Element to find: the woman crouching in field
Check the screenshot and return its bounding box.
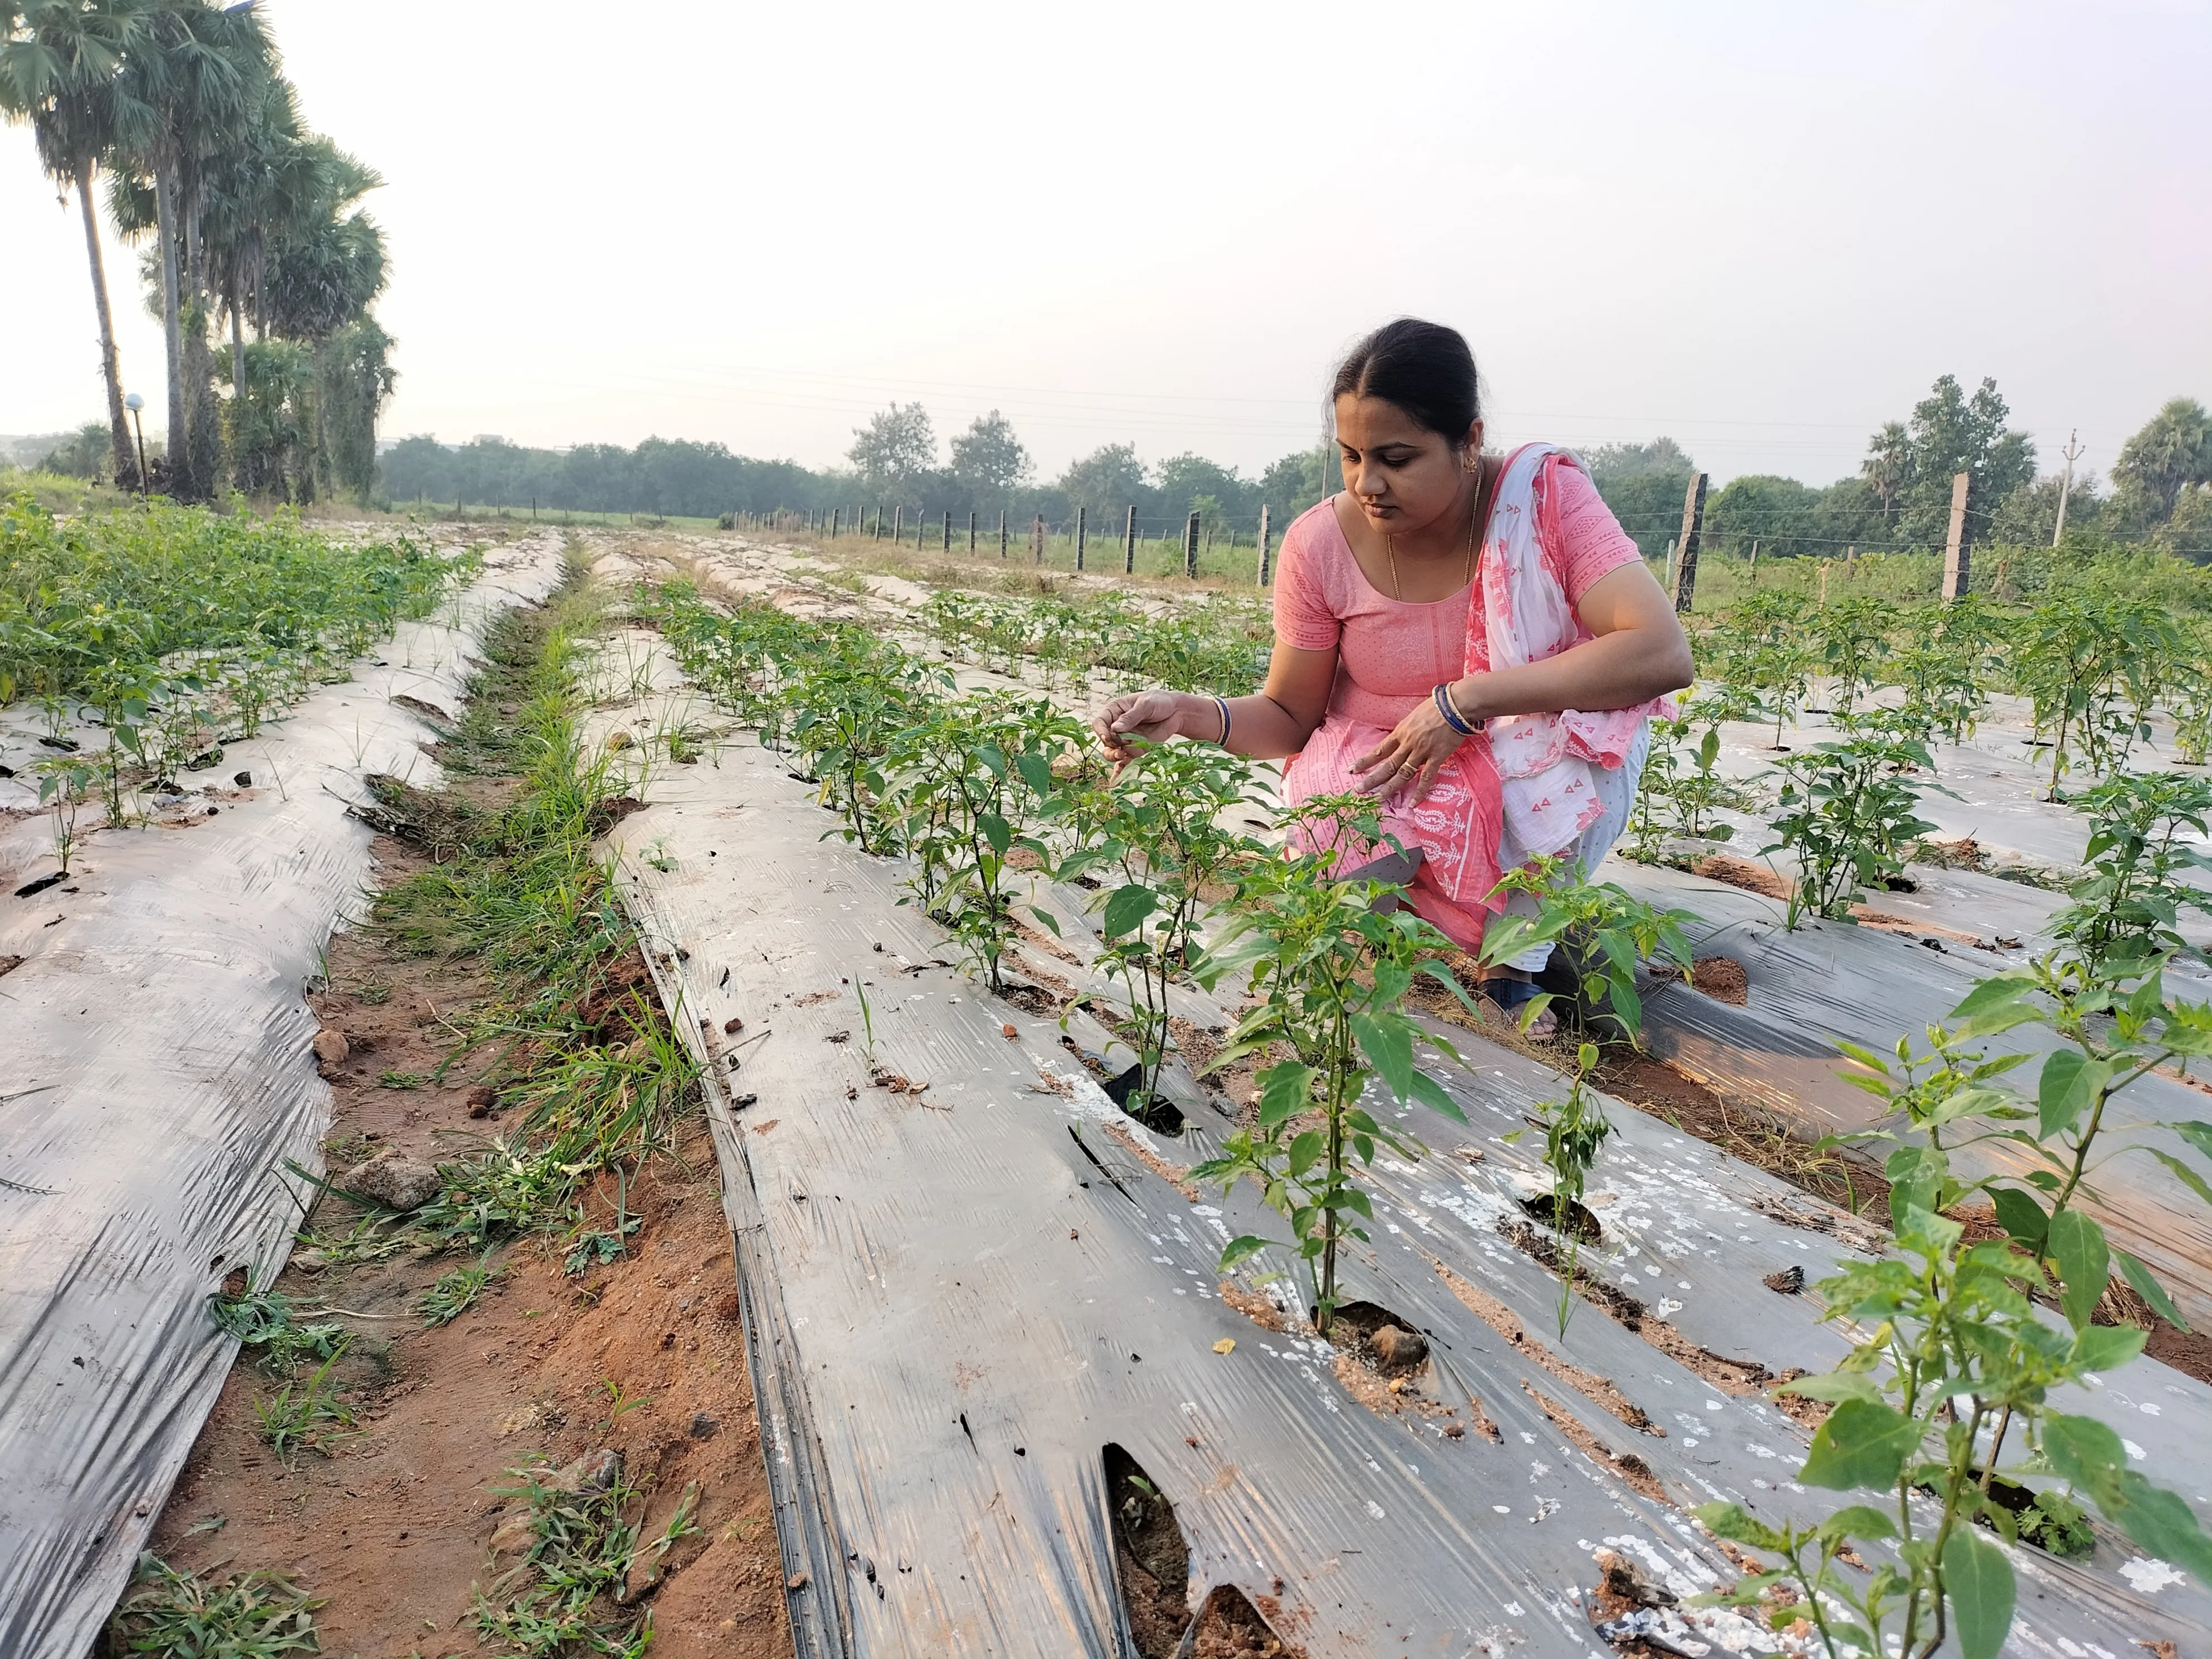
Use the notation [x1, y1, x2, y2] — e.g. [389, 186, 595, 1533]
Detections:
[1092, 317, 1693, 1033]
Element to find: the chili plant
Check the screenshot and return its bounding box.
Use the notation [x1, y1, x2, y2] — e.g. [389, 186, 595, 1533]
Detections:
[1762, 733, 1941, 927]
[2013, 594, 2176, 796]
[787, 639, 948, 853]
[1704, 959, 2212, 1659]
[2049, 771, 2212, 976]
[1815, 595, 1897, 718]
[879, 694, 1084, 992]
[1476, 855, 1696, 1331]
[1190, 797, 1479, 1338]
[1053, 736, 1262, 1122]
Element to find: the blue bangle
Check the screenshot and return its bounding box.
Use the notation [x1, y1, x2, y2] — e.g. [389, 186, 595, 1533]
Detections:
[1434, 683, 1479, 736]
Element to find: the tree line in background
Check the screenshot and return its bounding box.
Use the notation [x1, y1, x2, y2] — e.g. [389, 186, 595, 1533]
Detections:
[376, 378, 2211, 564]
[2, 0, 393, 504]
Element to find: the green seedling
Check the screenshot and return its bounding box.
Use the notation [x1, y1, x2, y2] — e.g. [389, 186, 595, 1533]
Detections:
[1762, 731, 1941, 927]
[419, 1253, 501, 1326]
[107, 1555, 324, 1658]
[254, 1344, 357, 1463]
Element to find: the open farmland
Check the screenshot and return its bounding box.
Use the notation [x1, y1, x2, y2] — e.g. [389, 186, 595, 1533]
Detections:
[17, 488, 2212, 1657]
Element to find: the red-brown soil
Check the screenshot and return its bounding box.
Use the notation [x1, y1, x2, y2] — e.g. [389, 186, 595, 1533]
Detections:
[139, 844, 790, 1658]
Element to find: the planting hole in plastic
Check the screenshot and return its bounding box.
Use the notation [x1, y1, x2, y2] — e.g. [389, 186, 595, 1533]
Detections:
[1104, 1443, 1193, 1659]
[1177, 1582, 1299, 1658]
[1518, 1191, 1602, 1243]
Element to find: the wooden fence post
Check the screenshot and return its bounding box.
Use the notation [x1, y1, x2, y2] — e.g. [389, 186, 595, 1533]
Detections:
[1256, 505, 1273, 585]
[1183, 511, 1201, 578]
[1075, 505, 1087, 571]
[1123, 506, 1136, 573]
[999, 510, 1008, 559]
[1942, 471, 1971, 600]
[968, 511, 976, 552]
[1670, 472, 1708, 615]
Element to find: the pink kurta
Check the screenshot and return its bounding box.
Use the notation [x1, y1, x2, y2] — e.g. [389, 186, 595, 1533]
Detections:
[1272, 457, 1645, 950]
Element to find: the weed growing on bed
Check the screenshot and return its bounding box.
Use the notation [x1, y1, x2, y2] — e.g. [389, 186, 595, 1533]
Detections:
[1055, 739, 1262, 1118]
[253, 1344, 357, 1464]
[471, 1457, 652, 1658]
[208, 1282, 344, 1377]
[1192, 797, 1477, 1338]
[419, 1253, 501, 1326]
[106, 1555, 324, 1658]
[1702, 955, 2212, 1659]
[1763, 733, 1941, 926]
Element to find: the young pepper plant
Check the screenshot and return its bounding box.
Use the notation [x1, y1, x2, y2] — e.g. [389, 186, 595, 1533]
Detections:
[1189, 797, 1479, 1339]
[1052, 737, 1262, 1125]
[1762, 731, 1941, 928]
[1702, 959, 2212, 1659]
[2048, 770, 2212, 977]
[879, 694, 1084, 993]
[1476, 855, 1697, 1331]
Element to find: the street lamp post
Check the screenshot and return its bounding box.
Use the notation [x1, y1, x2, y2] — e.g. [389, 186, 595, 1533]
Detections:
[123, 392, 149, 493]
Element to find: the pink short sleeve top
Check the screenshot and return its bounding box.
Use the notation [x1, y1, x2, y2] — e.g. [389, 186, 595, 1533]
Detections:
[1271, 464, 1643, 732]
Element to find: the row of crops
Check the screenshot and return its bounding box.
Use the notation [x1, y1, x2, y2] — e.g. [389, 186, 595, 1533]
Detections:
[646, 560, 2212, 1659]
[0, 492, 478, 856]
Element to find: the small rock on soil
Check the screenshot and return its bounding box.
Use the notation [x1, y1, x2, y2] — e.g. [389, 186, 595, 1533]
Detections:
[343, 1148, 441, 1211]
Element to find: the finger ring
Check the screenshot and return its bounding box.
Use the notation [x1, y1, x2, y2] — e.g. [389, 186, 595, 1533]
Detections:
[1396, 762, 1417, 777]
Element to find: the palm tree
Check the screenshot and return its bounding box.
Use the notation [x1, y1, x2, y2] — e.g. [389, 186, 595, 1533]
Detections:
[107, 0, 269, 500]
[1, 0, 152, 489]
[1861, 420, 1912, 525]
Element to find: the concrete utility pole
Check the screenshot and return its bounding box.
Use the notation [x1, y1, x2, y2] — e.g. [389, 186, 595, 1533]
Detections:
[1183, 512, 1201, 578]
[1032, 515, 1045, 564]
[968, 511, 976, 552]
[1256, 505, 1273, 585]
[941, 511, 950, 552]
[2053, 429, 2083, 547]
[1942, 470, 1972, 600]
[1123, 505, 1136, 574]
[1670, 473, 1708, 615]
[1075, 506, 1087, 572]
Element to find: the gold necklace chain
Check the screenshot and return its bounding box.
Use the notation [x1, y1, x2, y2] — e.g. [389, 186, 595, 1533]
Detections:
[1385, 467, 1483, 602]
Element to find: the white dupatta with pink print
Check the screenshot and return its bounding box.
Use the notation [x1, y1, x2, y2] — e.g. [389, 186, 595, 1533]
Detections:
[1473, 443, 1667, 870]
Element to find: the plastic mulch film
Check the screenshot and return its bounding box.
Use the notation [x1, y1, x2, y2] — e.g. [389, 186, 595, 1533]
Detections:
[608, 730, 2212, 1658]
[0, 541, 564, 1658]
[1610, 860, 2212, 1333]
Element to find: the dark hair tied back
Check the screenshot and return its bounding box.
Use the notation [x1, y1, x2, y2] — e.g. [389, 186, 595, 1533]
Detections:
[1331, 318, 1481, 446]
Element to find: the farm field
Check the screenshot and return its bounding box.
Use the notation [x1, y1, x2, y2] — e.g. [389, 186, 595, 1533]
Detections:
[10, 498, 2212, 1659]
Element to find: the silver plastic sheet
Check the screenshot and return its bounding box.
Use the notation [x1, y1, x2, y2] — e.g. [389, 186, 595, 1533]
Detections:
[0, 538, 565, 1656]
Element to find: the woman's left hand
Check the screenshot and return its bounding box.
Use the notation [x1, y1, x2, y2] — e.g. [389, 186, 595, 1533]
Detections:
[1351, 694, 1471, 806]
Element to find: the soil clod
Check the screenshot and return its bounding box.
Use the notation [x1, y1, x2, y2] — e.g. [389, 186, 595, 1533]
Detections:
[342, 1148, 440, 1211]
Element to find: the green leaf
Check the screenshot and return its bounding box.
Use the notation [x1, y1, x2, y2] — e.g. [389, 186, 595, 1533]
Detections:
[1948, 974, 2043, 1037]
[1817, 1504, 1896, 1543]
[1942, 1528, 2015, 1659]
[1407, 1069, 1469, 1124]
[1013, 750, 1055, 798]
[1024, 905, 1062, 937]
[1691, 1501, 1786, 1552]
[976, 812, 1011, 855]
[1100, 883, 1158, 939]
[1775, 1370, 1883, 1405]
[2174, 1121, 2212, 1162]
[2150, 1148, 2212, 1211]
[2045, 1414, 2212, 1582]
[1286, 1131, 1325, 1178]
[1987, 1186, 2048, 1251]
[1217, 1235, 1273, 1270]
[2037, 1048, 2107, 1139]
[2069, 1324, 2148, 1374]
[2048, 1209, 2110, 1331]
[2116, 1250, 2190, 1333]
[1350, 1013, 1415, 1104]
[1255, 1063, 1316, 1128]
[1799, 1397, 1924, 1491]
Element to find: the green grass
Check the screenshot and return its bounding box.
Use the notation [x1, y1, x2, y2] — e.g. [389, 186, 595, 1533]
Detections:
[107, 1556, 324, 1657]
[418, 1253, 500, 1326]
[252, 1346, 357, 1463]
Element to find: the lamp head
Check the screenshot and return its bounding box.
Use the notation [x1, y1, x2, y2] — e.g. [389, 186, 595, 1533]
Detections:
[125, 393, 143, 412]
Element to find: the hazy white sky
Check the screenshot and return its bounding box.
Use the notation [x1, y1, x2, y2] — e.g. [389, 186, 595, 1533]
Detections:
[6, 0, 2208, 487]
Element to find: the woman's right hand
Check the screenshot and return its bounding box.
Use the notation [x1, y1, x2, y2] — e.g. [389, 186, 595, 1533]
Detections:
[1092, 690, 1193, 767]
